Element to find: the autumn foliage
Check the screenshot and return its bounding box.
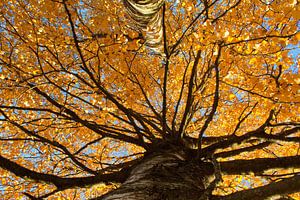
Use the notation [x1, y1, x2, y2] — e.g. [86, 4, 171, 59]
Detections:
[0, 0, 299, 199]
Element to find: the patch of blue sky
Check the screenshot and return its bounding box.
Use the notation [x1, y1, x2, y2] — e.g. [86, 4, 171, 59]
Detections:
[110, 146, 129, 159]
[234, 89, 248, 102]
[286, 44, 299, 74]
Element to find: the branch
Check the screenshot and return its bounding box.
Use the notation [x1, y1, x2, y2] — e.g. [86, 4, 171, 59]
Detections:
[223, 33, 297, 47]
[183, 135, 232, 146]
[127, 66, 162, 134]
[1, 112, 97, 175]
[202, 110, 275, 155]
[221, 80, 300, 104]
[62, 1, 154, 145]
[0, 154, 129, 190]
[215, 142, 271, 158]
[214, 175, 300, 200]
[211, 0, 242, 23]
[178, 50, 201, 138]
[198, 45, 222, 153]
[170, 0, 218, 53]
[172, 57, 190, 133]
[220, 155, 300, 175]
[231, 102, 258, 135]
[162, 3, 169, 136]
[26, 83, 144, 147]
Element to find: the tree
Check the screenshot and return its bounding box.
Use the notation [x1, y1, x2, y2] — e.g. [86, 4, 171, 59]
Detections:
[0, 0, 299, 199]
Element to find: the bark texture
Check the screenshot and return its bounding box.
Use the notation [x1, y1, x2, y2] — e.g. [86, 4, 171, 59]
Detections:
[96, 150, 215, 200]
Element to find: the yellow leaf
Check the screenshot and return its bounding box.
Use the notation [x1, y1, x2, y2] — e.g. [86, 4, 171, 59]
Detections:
[291, 9, 300, 19]
[227, 36, 234, 42]
[296, 32, 300, 41]
[249, 58, 256, 64]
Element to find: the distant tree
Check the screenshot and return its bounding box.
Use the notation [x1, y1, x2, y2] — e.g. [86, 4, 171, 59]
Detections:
[0, 0, 299, 199]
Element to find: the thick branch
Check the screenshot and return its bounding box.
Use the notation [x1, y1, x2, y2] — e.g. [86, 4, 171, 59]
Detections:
[0, 154, 129, 189]
[220, 155, 300, 175]
[215, 175, 300, 200]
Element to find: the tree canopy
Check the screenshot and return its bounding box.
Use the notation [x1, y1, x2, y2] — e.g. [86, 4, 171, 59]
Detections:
[0, 0, 299, 199]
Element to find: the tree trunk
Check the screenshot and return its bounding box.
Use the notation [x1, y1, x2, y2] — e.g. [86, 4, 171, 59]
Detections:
[96, 149, 215, 200]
